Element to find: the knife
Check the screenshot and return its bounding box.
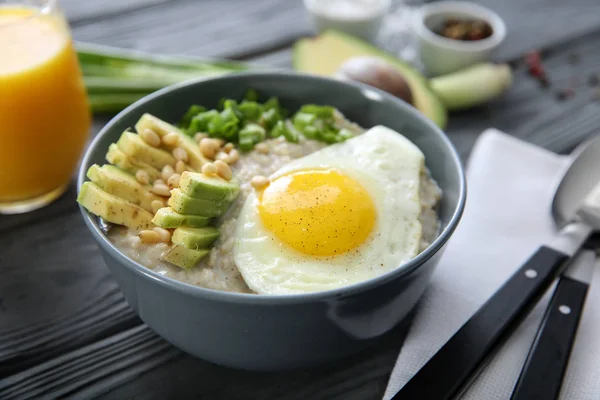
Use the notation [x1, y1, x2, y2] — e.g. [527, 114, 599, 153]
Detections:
[510, 249, 595, 400]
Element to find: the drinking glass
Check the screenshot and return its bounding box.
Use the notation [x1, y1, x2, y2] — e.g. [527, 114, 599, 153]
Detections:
[0, 0, 90, 213]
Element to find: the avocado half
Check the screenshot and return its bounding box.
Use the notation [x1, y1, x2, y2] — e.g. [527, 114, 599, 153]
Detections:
[293, 30, 447, 129]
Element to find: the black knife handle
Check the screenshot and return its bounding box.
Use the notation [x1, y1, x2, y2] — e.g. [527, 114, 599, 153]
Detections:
[510, 276, 589, 400]
[392, 246, 569, 400]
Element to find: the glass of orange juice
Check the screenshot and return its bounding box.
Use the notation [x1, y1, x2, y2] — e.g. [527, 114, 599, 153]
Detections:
[0, 0, 90, 214]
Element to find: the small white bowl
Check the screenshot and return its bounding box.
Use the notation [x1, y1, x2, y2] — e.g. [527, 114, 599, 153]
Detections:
[412, 1, 506, 76]
[304, 0, 392, 42]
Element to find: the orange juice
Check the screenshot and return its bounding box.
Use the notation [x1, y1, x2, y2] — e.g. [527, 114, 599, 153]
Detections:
[0, 5, 90, 210]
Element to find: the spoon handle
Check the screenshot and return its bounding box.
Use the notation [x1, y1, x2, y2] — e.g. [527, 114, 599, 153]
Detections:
[392, 246, 568, 400]
[510, 250, 594, 400]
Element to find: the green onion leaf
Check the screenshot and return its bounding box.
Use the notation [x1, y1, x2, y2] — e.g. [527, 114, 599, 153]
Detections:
[238, 101, 262, 121]
[292, 112, 317, 132]
[244, 89, 259, 102]
[179, 105, 206, 129]
[239, 123, 266, 151]
[187, 110, 219, 135]
[299, 104, 335, 119]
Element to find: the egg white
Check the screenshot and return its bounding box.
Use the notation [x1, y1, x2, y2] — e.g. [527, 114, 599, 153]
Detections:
[234, 125, 425, 294]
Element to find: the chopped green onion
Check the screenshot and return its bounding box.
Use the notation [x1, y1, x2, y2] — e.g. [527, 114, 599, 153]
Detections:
[293, 112, 317, 132]
[302, 126, 319, 139]
[239, 123, 266, 151]
[179, 105, 206, 129]
[299, 104, 335, 119]
[188, 110, 219, 135]
[337, 128, 354, 141]
[244, 89, 259, 102]
[260, 108, 281, 130]
[238, 101, 262, 121]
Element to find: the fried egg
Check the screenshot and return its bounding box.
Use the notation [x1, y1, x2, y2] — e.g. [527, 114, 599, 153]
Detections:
[234, 125, 425, 294]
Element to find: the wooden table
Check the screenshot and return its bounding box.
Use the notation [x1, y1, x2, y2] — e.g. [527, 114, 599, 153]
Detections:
[2, 1, 600, 398]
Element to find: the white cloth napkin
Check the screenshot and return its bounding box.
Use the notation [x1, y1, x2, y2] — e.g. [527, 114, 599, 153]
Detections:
[384, 129, 600, 400]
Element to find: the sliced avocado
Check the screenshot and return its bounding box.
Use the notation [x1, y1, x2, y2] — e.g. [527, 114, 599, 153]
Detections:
[152, 207, 212, 229]
[106, 144, 162, 182]
[135, 114, 207, 171]
[87, 164, 164, 213]
[117, 131, 176, 170]
[179, 171, 240, 202]
[171, 226, 219, 250]
[293, 30, 447, 128]
[162, 245, 210, 269]
[77, 182, 154, 231]
[168, 189, 230, 217]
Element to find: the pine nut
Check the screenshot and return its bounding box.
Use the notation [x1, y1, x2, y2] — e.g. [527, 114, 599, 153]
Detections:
[250, 175, 270, 190]
[168, 173, 181, 188]
[199, 138, 220, 159]
[215, 151, 229, 162]
[173, 147, 188, 162]
[226, 149, 239, 164]
[151, 183, 171, 197]
[162, 132, 180, 147]
[139, 229, 162, 244]
[223, 142, 234, 153]
[154, 179, 166, 186]
[194, 133, 208, 143]
[135, 170, 150, 185]
[151, 200, 164, 214]
[161, 165, 174, 182]
[214, 160, 232, 181]
[175, 160, 186, 174]
[201, 162, 217, 175]
[254, 142, 269, 154]
[141, 128, 161, 147]
[152, 227, 171, 242]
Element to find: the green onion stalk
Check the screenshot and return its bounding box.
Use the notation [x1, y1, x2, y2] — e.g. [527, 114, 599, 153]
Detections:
[77, 42, 250, 114]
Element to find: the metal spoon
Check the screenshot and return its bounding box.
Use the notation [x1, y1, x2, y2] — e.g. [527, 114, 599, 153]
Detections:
[392, 135, 600, 400]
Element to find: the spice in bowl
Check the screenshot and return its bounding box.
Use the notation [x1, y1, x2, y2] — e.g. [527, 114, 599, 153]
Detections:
[435, 18, 493, 41]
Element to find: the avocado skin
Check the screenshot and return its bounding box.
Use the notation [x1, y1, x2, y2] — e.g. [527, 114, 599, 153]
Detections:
[162, 245, 210, 269]
[179, 171, 240, 202]
[171, 226, 219, 250]
[168, 189, 230, 217]
[152, 207, 212, 229]
[77, 182, 154, 231]
[293, 30, 447, 129]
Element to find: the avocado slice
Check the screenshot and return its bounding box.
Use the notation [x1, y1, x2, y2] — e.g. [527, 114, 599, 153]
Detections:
[168, 189, 230, 217]
[171, 226, 219, 250]
[152, 207, 212, 229]
[179, 171, 240, 202]
[162, 245, 210, 269]
[87, 164, 164, 213]
[117, 131, 176, 170]
[293, 30, 447, 128]
[106, 144, 162, 182]
[135, 114, 207, 171]
[77, 182, 154, 231]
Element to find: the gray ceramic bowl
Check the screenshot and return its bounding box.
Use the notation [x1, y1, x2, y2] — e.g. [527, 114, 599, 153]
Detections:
[78, 72, 466, 371]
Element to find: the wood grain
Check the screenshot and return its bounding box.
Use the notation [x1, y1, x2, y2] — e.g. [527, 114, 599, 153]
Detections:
[70, 0, 312, 59]
[2, 0, 600, 399]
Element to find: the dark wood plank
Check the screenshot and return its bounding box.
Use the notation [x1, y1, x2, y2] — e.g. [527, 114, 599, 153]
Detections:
[70, 0, 312, 59]
[0, 184, 140, 378]
[2, 0, 600, 399]
[61, 0, 169, 24]
[0, 320, 411, 400]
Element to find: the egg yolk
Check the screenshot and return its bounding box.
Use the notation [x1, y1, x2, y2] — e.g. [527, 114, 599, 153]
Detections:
[258, 169, 376, 256]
